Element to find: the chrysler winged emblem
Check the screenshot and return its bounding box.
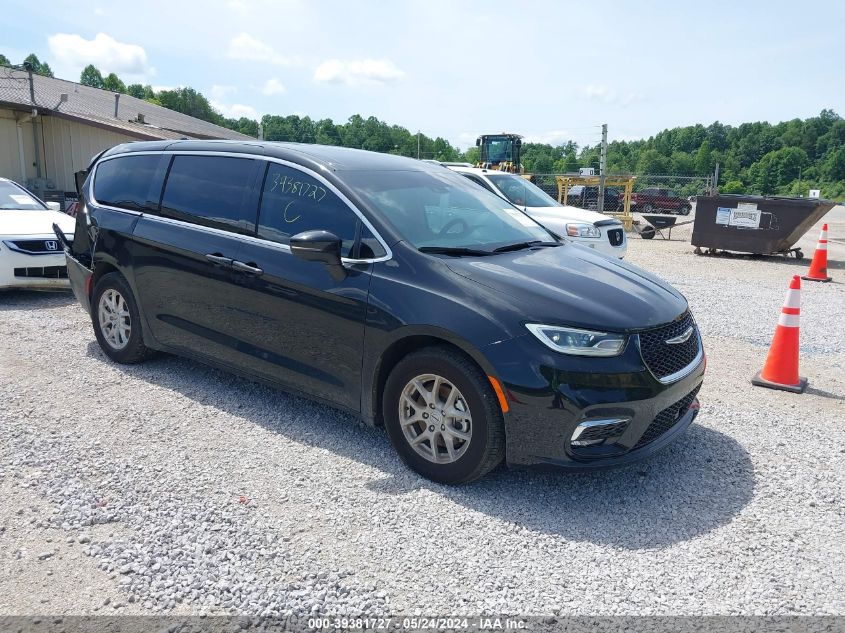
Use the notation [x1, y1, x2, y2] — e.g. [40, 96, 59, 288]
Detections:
[665, 326, 694, 345]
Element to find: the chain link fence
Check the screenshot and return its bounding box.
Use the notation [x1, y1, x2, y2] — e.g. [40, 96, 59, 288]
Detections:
[532, 173, 713, 216]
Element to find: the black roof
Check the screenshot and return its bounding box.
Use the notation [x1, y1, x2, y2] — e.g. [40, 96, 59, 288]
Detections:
[102, 140, 434, 173]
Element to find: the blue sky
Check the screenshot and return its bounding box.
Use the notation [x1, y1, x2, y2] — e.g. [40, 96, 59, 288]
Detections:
[4, 0, 842, 149]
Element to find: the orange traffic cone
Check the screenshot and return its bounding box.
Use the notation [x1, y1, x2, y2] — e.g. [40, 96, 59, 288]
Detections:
[802, 223, 832, 282]
[752, 275, 807, 393]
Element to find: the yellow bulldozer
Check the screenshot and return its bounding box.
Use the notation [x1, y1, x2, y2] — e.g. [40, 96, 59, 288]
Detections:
[475, 133, 525, 174]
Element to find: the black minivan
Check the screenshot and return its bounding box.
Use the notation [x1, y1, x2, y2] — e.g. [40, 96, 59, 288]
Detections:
[62, 141, 704, 484]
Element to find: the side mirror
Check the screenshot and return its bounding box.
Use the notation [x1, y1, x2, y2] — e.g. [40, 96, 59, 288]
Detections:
[290, 230, 347, 281]
[46, 201, 62, 212]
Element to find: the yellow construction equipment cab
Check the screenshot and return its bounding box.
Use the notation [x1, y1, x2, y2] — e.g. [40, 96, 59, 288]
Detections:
[476, 133, 524, 173]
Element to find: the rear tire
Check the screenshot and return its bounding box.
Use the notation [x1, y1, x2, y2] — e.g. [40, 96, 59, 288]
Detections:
[642, 203, 654, 213]
[92, 272, 150, 364]
[382, 346, 505, 484]
[679, 205, 691, 216]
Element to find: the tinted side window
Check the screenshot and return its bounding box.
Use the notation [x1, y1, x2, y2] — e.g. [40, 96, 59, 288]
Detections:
[357, 225, 386, 259]
[258, 163, 359, 257]
[160, 155, 258, 233]
[93, 155, 161, 211]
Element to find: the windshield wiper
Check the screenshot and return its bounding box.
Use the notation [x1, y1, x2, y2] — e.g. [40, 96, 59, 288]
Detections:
[418, 246, 492, 256]
[491, 240, 561, 253]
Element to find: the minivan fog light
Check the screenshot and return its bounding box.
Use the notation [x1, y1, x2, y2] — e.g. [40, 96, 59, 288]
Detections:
[526, 324, 626, 357]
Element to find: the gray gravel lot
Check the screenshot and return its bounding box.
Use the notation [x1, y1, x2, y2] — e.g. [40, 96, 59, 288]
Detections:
[1, 208, 843, 617]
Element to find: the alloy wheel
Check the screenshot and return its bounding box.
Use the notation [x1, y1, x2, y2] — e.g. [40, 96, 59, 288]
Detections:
[98, 288, 131, 350]
[399, 374, 472, 464]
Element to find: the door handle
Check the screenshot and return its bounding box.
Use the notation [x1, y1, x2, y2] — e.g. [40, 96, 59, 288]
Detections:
[205, 253, 233, 266]
[232, 260, 264, 276]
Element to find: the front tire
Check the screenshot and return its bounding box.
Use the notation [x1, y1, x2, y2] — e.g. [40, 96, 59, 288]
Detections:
[383, 346, 505, 484]
[92, 272, 150, 364]
[679, 204, 691, 216]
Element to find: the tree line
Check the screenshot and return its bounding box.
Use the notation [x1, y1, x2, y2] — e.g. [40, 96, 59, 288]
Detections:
[2, 53, 843, 199]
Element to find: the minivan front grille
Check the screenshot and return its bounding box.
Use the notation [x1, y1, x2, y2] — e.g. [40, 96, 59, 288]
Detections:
[634, 385, 700, 449]
[14, 266, 68, 279]
[639, 312, 701, 381]
[607, 228, 624, 246]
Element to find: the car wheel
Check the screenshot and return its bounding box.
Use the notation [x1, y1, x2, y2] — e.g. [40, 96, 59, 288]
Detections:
[382, 346, 505, 484]
[679, 205, 691, 216]
[92, 272, 150, 364]
[642, 203, 654, 213]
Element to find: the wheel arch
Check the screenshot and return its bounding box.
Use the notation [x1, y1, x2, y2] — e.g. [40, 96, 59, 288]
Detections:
[364, 327, 500, 427]
[90, 261, 120, 297]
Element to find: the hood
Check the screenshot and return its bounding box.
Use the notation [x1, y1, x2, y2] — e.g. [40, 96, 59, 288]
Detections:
[521, 204, 617, 225]
[0, 210, 75, 237]
[446, 243, 687, 332]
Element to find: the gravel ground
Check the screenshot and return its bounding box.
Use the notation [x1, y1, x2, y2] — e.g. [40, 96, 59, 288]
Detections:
[1, 208, 843, 618]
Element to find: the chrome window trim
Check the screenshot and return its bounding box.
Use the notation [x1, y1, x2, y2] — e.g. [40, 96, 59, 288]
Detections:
[89, 150, 393, 263]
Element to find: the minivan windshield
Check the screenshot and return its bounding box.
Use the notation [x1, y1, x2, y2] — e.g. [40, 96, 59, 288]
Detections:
[0, 181, 47, 210]
[486, 174, 559, 208]
[344, 169, 555, 252]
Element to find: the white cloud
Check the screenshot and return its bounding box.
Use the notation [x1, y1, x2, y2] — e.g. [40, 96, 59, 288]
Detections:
[48, 32, 151, 79]
[524, 130, 574, 145]
[227, 33, 300, 66]
[261, 78, 286, 95]
[93, 7, 106, 15]
[313, 59, 405, 87]
[210, 84, 237, 100]
[582, 84, 643, 106]
[211, 99, 260, 120]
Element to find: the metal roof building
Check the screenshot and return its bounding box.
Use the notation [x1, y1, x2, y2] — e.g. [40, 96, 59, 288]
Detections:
[0, 66, 252, 201]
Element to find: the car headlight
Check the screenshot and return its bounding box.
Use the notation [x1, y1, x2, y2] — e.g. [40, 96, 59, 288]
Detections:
[526, 324, 626, 356]
[565, 223, 601, 238]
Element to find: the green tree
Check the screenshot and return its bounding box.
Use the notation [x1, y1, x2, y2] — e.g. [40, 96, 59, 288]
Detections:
[80, 64, 105, 88]
[157, 87, 217, 122]
[822, 146, 845, 181]
[0, 54, 10, 67]
[102, 73, 126, 93]
[721, 180, 744, 194]
[464, 147, 480, 164]
[23, 53, 54, 77]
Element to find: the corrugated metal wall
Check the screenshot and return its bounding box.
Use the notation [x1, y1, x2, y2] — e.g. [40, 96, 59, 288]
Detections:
[40, 116, 133, 191]
[0, 107, 135, 192]
[0, 109, 35, 183]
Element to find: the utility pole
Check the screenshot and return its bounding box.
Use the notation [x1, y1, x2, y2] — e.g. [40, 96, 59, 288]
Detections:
[713, 162, 720, 195]
[417, 132, 420, 160]
[23, 61, 42, 180]
[597, 123, 607, 213]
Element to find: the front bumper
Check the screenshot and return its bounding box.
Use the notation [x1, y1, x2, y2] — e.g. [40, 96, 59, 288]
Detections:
[0, 241, 70, 290]
[484, 331, 705, 469]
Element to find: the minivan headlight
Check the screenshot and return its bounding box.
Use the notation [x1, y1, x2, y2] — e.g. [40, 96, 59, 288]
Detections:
[566, 223, 600, 238]
[526, 324, 626, 356]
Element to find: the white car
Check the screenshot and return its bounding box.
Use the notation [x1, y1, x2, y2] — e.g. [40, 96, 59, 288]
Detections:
[0, 178, 75, 290]
[446, 166, 627, 258]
